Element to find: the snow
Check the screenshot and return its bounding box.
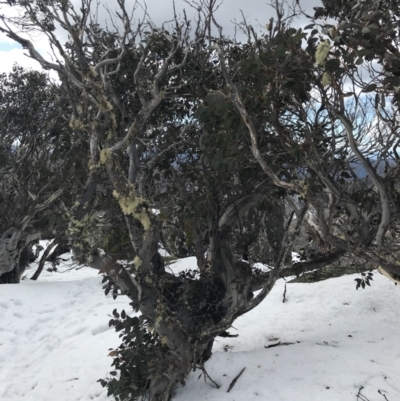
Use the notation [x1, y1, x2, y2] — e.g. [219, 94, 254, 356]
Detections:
[1, 246, 400, 401]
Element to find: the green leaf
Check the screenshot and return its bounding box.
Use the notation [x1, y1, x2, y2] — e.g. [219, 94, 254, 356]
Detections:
[357, 48, 374, 57]
[274, 44, 286, 58]
[338, 22, 354, 31]
[325, 58, 340, 73]
[363, 84, 377, 93]
[384, 76, 400, 86]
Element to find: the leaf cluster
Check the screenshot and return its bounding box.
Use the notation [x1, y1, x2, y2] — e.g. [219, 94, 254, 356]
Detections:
[98, 311, 159, 401]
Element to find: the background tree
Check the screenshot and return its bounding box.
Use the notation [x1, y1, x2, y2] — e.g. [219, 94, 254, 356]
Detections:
[0, 65, 83, 283]
[212, 0, 400, 283]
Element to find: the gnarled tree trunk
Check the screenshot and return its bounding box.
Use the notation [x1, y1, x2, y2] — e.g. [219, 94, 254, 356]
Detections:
[0, 228, 39, 284]
[0, 227, 21, 283]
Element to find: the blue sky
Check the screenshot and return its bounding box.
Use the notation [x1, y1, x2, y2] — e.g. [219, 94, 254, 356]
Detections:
[0, 41, 22, 52]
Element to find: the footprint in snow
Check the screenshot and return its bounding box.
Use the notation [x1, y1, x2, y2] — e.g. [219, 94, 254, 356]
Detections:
[37, 316, 52, 324]
[70, 327, 87, 337]
[61, 300, 77, 308]
[37, 308, 56, 314]
[91, 325, 110, 336]
[13, 312, 24, 318]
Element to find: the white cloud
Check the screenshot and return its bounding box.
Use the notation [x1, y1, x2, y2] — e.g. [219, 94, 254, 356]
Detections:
[0, 48, 41, 73]
[0, 3, 63, 75]
[0, 48, 59, 81]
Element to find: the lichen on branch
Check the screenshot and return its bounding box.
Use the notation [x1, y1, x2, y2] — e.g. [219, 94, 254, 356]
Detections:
[315, 40, 330, 66]
[112, 185, 151, 231]
[99, 148, 112, 164]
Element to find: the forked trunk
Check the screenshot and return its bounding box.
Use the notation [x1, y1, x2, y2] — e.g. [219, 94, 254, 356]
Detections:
[141, 238, 253, 401]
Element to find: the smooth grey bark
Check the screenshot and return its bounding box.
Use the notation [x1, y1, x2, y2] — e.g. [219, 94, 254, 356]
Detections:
[0, 186, 63, 283]
[0, 229, 40, 284]
[0, 227, 20, 277]
[30, 239, 59, 281]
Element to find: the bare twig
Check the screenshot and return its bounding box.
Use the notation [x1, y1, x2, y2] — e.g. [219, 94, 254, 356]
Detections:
[227, 367, 246, 393]
[282, 282, 287, 303]
[264, 341, 296, 348]
[196, 362, 220, 389]
[378, 389, 390, 401]
[356, 387, 371, 401]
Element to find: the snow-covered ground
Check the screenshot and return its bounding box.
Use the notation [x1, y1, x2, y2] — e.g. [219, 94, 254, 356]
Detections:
[1, 245, 400, 401]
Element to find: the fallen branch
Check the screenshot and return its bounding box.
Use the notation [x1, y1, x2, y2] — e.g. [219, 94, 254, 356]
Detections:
[227, 367, 246, 393]
[264, 341, 297, 349]
[282, 282, 287, 303]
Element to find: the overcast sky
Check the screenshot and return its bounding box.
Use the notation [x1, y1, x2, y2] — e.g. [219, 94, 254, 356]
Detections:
[143, 0, 321, 32]
[0, 0, 322, 74]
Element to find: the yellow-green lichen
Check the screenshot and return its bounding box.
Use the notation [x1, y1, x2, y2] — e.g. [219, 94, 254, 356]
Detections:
[322, 72, 331, 87]
[154, 315, 162, 329]
[299, 179, 309, 197]
[88, 66, 99, 78]
[99, 148, 112, 164]
[89, 161, 101, 171]
[98, 95, 114, 113]
[315, 40, 330, 66]
[69, 116, 86, 131]
[107, 129, 115, 140]
[112, 187, 151, 231]
[133, 255, 142, 268]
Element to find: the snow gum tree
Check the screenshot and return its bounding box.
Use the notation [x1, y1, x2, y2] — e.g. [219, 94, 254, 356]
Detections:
[2, 0, 400, 400]
[0, 66, 82, 283]
[209, 0, 400, 284]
